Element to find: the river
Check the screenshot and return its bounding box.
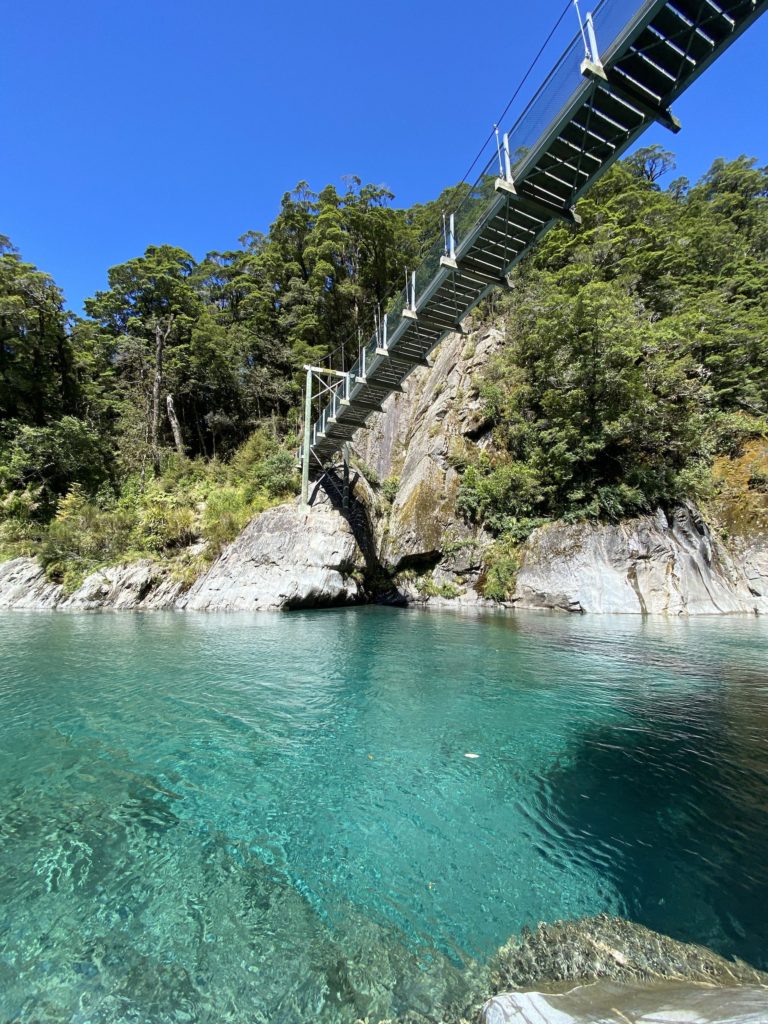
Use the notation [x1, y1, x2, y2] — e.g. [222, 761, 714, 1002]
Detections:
[1, 607, 767, 1022]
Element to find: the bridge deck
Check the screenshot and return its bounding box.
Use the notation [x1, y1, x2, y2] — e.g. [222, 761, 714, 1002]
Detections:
[305, 0, 766, 468]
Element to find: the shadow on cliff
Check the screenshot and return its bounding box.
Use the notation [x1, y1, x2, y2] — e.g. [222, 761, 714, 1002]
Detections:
[308, 469, 407, 605]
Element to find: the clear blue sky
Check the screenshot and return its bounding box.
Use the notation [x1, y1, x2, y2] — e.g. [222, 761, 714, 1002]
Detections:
[2, 0, 767, 314]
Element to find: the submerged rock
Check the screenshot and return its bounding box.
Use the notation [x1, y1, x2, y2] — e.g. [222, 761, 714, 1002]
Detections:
[178, 497, 366, 612]
[490, 915, 768, 991]
[477, 915, 768, 1024]
[481, 982, 768, 1024]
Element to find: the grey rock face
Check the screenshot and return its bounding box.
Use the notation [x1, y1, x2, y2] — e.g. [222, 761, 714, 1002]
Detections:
[0, 558, 63, 609]
[513, 504, 768, 615]
[0, 557, 184, 611]
[178, 499, 365, 612]
[61, 560, 186, 611]
[353, 326, 498, 597]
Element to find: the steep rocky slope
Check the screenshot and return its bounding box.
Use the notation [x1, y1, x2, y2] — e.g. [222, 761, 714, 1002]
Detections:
[348, 321, 768, 614]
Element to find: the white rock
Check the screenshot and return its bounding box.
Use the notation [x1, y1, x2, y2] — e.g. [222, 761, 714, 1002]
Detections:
[178, 499, 365, 612]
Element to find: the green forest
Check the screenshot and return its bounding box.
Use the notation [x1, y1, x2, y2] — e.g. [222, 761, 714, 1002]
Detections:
[1, 148, 766, 593]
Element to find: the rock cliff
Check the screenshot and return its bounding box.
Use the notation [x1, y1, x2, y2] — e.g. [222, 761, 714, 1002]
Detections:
[350, 323, 768, 615]
[352, 325, 499, 604]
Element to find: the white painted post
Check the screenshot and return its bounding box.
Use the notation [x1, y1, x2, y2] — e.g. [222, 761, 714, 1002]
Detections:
[301, 367, 312, 507]
[586, 12, 599, 64]
[503, 132, 513, 183]
[383, 313, 388, 350]
[449, 213, 456, 260]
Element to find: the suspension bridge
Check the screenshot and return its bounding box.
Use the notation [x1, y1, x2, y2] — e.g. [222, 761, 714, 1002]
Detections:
[299, 0, 767, 506]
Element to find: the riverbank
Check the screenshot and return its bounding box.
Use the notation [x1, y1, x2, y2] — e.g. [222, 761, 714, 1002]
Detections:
[2, 487, 767, 615]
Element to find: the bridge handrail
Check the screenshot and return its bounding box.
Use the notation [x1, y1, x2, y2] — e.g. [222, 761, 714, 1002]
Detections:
[322, 0, 660, 412]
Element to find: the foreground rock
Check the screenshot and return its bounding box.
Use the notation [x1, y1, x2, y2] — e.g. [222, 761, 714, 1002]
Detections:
[481, 982, 768, 1023]
[478, 915, 768, 1024]
[178, 498, 365, 611]
[490, 915, 768, 991]
[512, 504, 768, 615]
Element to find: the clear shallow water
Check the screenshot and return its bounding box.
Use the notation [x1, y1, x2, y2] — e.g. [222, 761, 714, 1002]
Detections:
[1, 608, 768, 1023]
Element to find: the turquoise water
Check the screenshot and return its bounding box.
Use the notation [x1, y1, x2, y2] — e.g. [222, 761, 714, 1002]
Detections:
[1, 608, 768, 1022]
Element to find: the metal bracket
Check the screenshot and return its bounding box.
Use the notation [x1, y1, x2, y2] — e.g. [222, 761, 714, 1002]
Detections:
[495, 178, 582, 225]
[584, 64, 681, 133]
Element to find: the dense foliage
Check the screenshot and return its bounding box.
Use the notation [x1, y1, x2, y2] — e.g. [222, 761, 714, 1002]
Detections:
[0, 180, 450, 586]
[1, 151, 766, 595]
[458, 149, 768, 569]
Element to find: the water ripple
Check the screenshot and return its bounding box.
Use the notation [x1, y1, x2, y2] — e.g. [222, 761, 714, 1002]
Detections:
[1, 608, 767, 1022]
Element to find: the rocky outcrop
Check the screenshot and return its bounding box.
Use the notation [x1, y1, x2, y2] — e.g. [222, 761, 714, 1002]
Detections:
[0, 557, 184, 611]
[480, 915, 768, 1024]
[0, 496, 367, 613]
[1, 321, 766, 617]
[512, 504, 768, 615]
[178, 496, 365, 612]
[353, 325, 499, 601]
[0, 558, 64, 610]
[349, 322, 768, 616]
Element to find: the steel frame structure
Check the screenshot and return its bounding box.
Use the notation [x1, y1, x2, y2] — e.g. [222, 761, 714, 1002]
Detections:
[300, 0, 767, 503]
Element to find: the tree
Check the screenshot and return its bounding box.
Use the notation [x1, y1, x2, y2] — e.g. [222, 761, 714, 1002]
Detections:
[85, 245, 201, 471]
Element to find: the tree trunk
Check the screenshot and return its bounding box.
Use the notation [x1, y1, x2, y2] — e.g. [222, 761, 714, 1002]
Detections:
[150, 317, 173, 472]
[166, 393, 186, 455]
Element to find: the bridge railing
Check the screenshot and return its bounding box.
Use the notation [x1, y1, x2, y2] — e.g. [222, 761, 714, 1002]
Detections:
[315, 0, 661, 442]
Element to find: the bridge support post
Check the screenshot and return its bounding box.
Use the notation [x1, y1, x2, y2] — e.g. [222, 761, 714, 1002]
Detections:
[301, 366, 312, 508]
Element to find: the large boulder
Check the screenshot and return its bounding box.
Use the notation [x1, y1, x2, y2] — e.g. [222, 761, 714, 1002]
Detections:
[178, 499, 365, 612]
[513, 505, 768, 615]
